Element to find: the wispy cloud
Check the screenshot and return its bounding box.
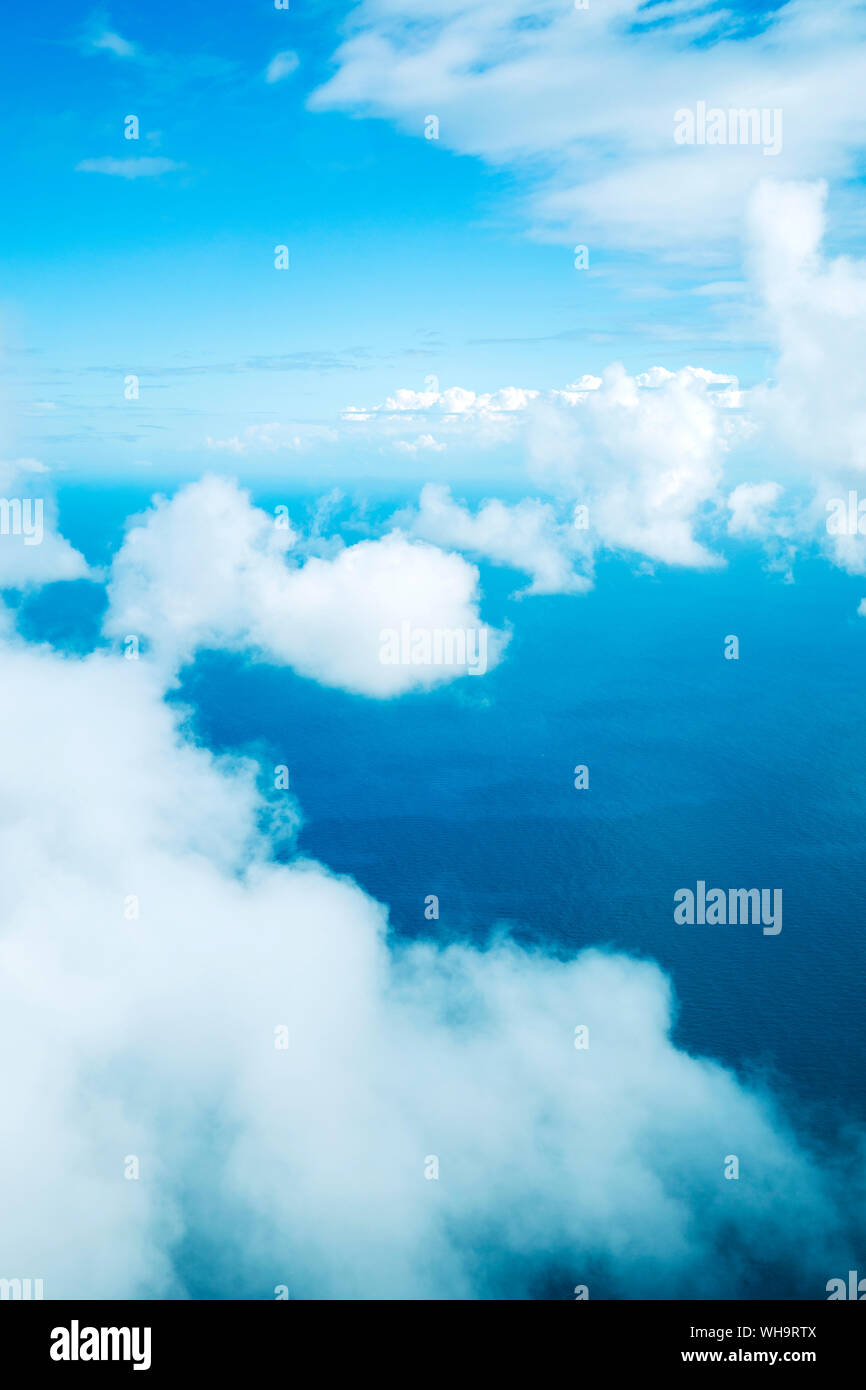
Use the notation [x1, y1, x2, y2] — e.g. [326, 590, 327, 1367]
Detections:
[89, 28, 136, 58]
[81, 11, 139, 60]
[265, 50, 300, 84]
[75, 157, 186, 179]
[310, 0, 866, 262]
[205, 422, 338, 454]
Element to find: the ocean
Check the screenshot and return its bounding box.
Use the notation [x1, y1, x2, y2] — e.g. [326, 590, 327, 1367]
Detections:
[23, 482, 866, 1137]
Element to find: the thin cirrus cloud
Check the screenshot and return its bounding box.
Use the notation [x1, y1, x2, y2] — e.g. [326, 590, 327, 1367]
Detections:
[205, 422, 338, 454]
[265, 50, 300, 84]
[309, 0, 866, 260]
[75, 156, 186, 179]
[86, 27, 137, 59]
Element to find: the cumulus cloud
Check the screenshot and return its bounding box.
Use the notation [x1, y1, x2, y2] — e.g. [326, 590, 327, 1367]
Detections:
[359, 182, 866, 585]
[405, 483, 592, 595]
[636, 366, 743, 409]
[528, 364, 737, 570]
[725, 480, 798, 579]
[749, 180, 866, 485]
[0, 459, 90, 588]
[342, 368, 741, 472]
[342, 382, 540, 452]
[739, 179, 866, 575]
[104, 476, 507, 694]
[0, 612, 863, 1298]
[384, 386, 538, 415]
[341, 363, 757, 577]
[726, 482, 786, 536]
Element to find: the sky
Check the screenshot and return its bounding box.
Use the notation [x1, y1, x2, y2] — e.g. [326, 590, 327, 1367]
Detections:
[2, 1, 866, 1303]
[4, 0, 865, 485]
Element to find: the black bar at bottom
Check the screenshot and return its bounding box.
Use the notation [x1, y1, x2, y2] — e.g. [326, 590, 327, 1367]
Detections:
[1, 1299, 860, 1376]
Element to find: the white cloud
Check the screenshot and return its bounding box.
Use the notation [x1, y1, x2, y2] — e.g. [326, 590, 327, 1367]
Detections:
[725, 480, 797, 578]
[749, 179, 866, 475]
[310, 0, 866, 257]
[341, 363, 749, 574]
[405, 483, 592, 595]
[344, 383, 539, 451]
[0, 610, 862, 1297]
[75, 157, 186, 179]
[104, 476, 507, 694]
[393, 434, 447, 454]
[636, 366, 743, 408]
[727, 481, 785, 536]
[206, 423, 338, 455]
[266, 50, 300, 84]
[0, 460, 90, 588]
[344, 368, 740, 467]
[528, 363, 735, 570]
[384, 386, 538, 415]
[552, 375, 602, 406]
[88, 29, 137, 59]
[739, 179, 866, 575]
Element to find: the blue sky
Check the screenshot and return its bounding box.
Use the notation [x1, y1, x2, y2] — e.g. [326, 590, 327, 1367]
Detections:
[3, 1, 866, 574]
[1, 0, 832, 480]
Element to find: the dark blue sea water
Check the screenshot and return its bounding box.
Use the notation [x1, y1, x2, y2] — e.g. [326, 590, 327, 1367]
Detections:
[21, 483, 866, 1135]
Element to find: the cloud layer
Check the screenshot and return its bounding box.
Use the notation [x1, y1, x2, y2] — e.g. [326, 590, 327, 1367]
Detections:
[104, 476, 507, 694]
[0, 608, 862, 1298]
